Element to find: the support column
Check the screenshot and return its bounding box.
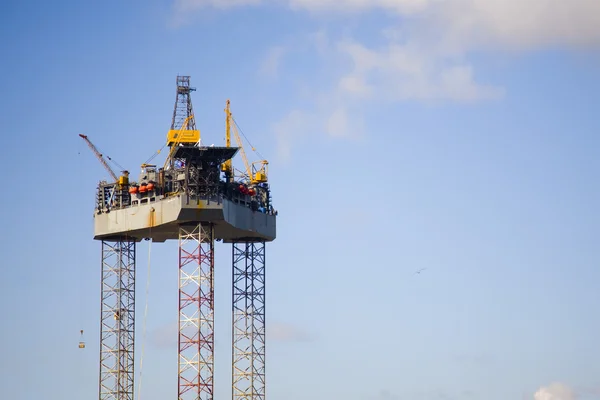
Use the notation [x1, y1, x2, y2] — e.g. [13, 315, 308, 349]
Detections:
[99, 239, 136, 400]
[232, 242, 266, 400]
[178, 224, 215, 400]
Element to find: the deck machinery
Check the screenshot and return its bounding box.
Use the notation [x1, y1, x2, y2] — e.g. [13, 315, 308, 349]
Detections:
[85, 76, 277, 400]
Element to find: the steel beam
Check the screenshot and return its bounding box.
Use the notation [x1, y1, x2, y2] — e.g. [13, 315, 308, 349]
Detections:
[178, 223, 215, 400]
[99, 239, 136, 400]
[232, 242, 266, 400]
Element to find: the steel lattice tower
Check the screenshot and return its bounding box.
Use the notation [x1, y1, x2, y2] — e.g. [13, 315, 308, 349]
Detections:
[172, 75, 197, 131]
[99, 239, 136, 400]
[178, 224, 215, 400]
[232, 242, 266, 400]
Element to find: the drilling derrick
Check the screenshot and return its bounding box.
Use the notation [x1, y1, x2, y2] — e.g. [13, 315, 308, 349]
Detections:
[172, 75, 197, 131]
[84, 75, 277, 400]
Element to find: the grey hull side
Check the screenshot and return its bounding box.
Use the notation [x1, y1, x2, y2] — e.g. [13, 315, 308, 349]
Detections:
[93, 195, 277, 243]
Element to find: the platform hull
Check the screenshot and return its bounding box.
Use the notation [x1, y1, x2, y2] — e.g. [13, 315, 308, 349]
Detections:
[93, 194, 276, 243]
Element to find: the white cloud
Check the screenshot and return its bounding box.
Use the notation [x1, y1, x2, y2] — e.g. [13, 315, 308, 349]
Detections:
[174, 0, 262, 11]
[270, 77, 366, 160]
[434, 0, 600, 51]
[185, 0, 600, 50]
[174, 0, 600, 50]
[272, 108, 312, 163]
[289, 0, 430, 14]
[259, 46, 287, 79]
[534, 383, 576, 400]
[269, 321, 313, 342]
[176, 0, 600, 158]
[336, 39, 504, 102]
[311, 29, 330, 55]
[290, 0, 600, 50]
[170, 0, 262, 26]
[338, 74, 372, 97]
[325, 107, 350, 137]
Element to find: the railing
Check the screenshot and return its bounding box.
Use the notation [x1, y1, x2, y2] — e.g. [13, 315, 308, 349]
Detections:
[96, 185, 277, 215]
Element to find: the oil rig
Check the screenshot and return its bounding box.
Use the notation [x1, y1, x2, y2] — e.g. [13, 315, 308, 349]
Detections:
[80, 75, 277, 400]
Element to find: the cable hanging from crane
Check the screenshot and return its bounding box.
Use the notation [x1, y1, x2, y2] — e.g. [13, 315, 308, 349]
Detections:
[79, 134, 119, 182]
[143, 143, 166, 166]
[78, 134, 129, 185]
[231, 116, 265, 160]
[105, 155, 125, 173]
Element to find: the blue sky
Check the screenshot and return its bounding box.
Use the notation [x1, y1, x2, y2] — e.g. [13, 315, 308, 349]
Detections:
[1, 0, 599, 399]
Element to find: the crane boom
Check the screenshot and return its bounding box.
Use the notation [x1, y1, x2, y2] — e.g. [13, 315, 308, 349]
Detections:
[79, 134, 119, 182]
[224, 100, 268, 184]
[223, 100, 233, 181]
[225, 104, 252, 182]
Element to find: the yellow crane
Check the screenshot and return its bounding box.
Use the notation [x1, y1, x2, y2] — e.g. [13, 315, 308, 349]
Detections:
[163, 115, 196, 170]
[79, 134, 129, 187]
[223, 100, 268, 184]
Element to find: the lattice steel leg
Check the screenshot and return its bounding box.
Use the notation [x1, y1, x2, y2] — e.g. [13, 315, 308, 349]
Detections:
[178, 224, 215, 400]
[232, 242, 266, 400]
[99, 239, 136, 400]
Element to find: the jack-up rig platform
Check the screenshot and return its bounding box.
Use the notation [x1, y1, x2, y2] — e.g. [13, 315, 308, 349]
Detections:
[80, 75, 276, 400]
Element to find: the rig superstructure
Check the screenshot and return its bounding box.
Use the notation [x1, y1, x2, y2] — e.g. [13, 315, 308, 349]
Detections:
[81, 75, 277, 400]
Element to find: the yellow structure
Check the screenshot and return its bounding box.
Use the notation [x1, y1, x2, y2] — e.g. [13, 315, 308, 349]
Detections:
[223, 99, 269, 184]
[166, 128, 200, 146]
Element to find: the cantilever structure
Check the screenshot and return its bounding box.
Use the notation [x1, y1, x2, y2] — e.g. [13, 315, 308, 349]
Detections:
[88, 75, 276, 400]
